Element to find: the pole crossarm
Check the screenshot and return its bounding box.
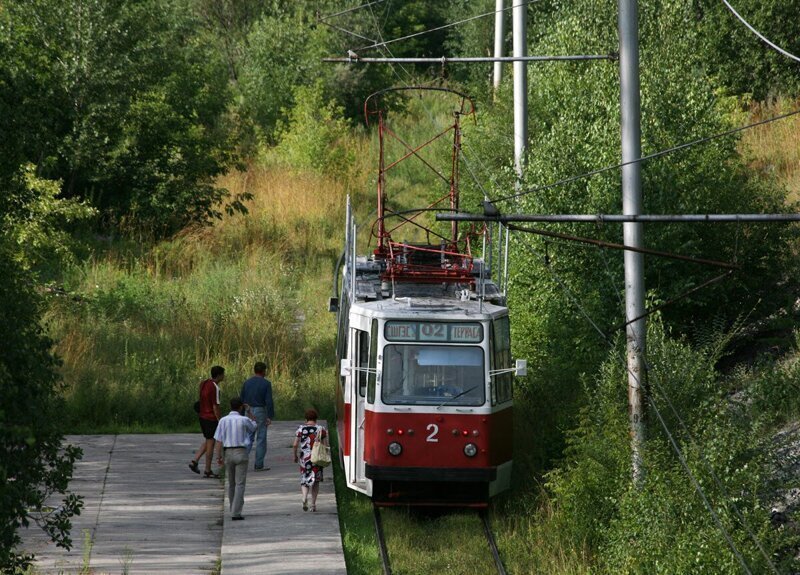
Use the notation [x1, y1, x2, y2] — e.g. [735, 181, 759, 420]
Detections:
[436, 212, 800, 223]
[323, 54, 616, 64]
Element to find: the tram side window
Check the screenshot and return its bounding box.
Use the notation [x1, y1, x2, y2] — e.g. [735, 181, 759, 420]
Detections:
[355, 329, 369, 397]
[492, 317, 513, 404]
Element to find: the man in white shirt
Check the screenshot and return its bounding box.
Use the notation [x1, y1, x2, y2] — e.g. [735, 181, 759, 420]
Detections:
[214, 397, 257, 520]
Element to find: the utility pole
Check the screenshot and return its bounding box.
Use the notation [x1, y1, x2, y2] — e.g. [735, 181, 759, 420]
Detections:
[512, 0, 528, 180]
[618, 0, 646, 486]
[493, 0, 505, 93]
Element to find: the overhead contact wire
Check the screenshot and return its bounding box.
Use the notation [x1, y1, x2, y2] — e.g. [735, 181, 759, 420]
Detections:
[357, 0, 538, 52]
[722, 0, 800, 64]
[493, 108, 800, 204]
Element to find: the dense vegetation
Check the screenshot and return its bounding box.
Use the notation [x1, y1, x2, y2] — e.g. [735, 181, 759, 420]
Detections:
[2, 0, 799, 572]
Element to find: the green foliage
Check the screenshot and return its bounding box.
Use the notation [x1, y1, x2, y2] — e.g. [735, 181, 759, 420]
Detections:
[238, 9, 333, 144]
[0, 239, 82, 571]
[2, 164, 96, 276]
[697, 0, 800, 99]
[539, 324, 797, 574]
[0, 0, 245, 236]
[271, 83, 356, 177]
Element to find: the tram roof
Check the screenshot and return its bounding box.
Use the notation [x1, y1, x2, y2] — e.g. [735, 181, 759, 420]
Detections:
[350, 296, 507, 320]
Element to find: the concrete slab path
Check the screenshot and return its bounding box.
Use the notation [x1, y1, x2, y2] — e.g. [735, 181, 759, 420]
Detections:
[220, 421, 346, 575]
[21, 423, 347, 575]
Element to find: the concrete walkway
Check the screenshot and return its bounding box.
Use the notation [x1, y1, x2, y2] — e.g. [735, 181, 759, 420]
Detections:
[220, 421, 346, 575]
[22, 423, 346, 575]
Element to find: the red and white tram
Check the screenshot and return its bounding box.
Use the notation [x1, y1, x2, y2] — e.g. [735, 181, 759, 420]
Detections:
[330, 88, 524, 506]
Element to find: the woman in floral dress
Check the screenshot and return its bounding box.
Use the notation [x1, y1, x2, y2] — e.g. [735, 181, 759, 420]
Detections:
[292, 408, 328, 512]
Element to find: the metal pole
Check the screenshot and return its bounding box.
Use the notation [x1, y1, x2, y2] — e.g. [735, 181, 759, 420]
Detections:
[436, 213, 800, 223]
[493, 0, 505, 92]
[619, 0, 646, 486]
[512, 1, 528, 181]
[324, 55, 613, 63]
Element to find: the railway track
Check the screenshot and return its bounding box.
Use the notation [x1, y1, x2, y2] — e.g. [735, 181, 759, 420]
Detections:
[372, 504, 507, 575]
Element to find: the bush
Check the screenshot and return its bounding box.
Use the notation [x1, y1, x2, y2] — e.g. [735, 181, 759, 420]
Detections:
[539, 323, 798, 574]
[271, 82, 356, 178]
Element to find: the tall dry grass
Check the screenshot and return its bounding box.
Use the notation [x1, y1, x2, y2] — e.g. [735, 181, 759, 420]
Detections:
[50, 161, 355, 431]
[739, 97, 800, 203]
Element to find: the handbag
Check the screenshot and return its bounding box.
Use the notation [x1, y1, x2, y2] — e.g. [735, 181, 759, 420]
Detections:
[310, 426, 331, 468]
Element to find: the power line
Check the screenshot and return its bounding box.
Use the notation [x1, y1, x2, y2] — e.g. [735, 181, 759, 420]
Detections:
[318, 21, 377, 44]
[356, 0, 538, 52]
[492, 108, 800, 204]
[722, 0, 800, 64]
[317, 0, 390, 22]
[647, 368, 781, 574]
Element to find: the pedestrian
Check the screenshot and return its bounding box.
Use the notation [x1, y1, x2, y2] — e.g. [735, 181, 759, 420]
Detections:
[240, 361, 275, 471]
[214, 396, 257, 520]
[292, 408, 328, 512]
[189, 365, 224, 478]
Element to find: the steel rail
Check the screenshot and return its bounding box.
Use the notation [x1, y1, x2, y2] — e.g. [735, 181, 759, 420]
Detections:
[373, 504, 392, 575]
[480, 510, 508, 575]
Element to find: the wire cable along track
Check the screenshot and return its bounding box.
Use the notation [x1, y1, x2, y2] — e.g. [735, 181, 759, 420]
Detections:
[372, 505, 508, 575]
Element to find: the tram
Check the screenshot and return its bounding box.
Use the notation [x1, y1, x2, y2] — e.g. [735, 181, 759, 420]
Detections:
[330, 88, 525, 506]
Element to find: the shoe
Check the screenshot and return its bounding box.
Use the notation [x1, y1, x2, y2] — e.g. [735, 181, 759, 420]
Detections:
[188, 460, 200, 474]
[302, 500, 308, 512]
[203, 470, 220, 479]
[254, 466, 270, 471]
[311, 505, 317, 512]
[232, 516, 245, 521]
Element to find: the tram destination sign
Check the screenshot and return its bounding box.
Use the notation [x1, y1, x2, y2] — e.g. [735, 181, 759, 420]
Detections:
[384, 321, 483, 343]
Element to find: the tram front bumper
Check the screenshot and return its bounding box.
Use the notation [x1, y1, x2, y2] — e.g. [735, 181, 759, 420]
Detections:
[365, 464, 496, 482]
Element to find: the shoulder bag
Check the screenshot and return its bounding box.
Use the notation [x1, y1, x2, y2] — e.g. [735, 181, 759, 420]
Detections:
[310, 426, 331, 468]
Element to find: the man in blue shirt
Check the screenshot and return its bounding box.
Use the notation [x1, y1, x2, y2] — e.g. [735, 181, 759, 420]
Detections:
[214, 397, 257, 520]
[240, 361, 275, 471]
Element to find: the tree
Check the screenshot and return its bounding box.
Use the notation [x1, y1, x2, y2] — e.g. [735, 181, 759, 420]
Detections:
[0, 238, 83, 570]
[0, 0, 247, 236]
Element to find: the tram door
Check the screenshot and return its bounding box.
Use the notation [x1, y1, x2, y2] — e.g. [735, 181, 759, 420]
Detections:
[350, 327, 370, 491]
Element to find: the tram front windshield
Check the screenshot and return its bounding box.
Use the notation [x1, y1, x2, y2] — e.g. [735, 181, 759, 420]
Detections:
[382, 345, 485, 406]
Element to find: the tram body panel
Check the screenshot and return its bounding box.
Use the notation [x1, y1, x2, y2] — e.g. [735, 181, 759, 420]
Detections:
[363, 408, 512, 470]
[337, 298, 515, 505]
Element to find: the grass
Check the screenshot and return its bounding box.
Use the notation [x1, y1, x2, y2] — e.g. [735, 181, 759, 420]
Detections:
[49, 163, 349, 431]
[739, 96, 800, 203]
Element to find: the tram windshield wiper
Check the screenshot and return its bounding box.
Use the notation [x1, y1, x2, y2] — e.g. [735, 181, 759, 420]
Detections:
[436, 386, 478, 410]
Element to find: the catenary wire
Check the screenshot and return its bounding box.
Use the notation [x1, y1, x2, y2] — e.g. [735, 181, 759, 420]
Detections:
[319, 21, 378, 44]
[647, 366, 781, 573]
[356, 0, 537, 53]
[492, 108, 800, 204]
[722, 0, 800, 64]
[318, 0, 390, 22]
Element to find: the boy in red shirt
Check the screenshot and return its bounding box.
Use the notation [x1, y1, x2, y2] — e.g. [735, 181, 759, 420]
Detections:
[189, 365, 224, 477]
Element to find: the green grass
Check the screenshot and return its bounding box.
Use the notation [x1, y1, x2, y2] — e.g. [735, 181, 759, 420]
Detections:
[48, 164, 347, 431]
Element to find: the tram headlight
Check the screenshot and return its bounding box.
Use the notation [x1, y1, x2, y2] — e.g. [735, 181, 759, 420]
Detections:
[388, 442, 403, 456]
[463, 443, 478, 457]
